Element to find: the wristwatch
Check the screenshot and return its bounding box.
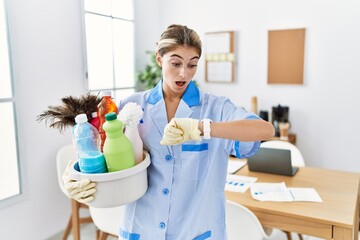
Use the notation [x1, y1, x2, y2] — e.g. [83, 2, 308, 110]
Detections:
[201, 119, 213, 140]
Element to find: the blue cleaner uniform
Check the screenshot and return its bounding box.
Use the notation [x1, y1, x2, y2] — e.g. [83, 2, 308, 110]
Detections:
[118, 80, 260, 240]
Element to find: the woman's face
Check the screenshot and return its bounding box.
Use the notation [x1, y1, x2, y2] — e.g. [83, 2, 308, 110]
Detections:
[156, 46, 199, 96]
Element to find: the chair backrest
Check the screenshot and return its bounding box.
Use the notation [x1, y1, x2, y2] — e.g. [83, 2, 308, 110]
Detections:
[226, 200, 269, 240]
[260, 140, 305, 167]
[89, 206, 125, 236]
[56, 144, 77, 195]
[57, 144, 124, 237]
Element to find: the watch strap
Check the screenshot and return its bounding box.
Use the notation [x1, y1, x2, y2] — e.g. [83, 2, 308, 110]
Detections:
[201, 119, 213, 140]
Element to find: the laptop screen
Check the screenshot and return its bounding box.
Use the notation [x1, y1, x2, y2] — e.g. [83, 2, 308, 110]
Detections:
[247, 147, 298, 176]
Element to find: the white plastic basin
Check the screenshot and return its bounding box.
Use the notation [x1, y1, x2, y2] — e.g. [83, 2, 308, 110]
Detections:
[69, 151, 150, 208]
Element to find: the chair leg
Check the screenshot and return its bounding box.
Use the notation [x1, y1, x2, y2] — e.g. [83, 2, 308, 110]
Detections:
[98, 231, 109, 240]
[285, 231, 293, 240]
[63, 199, 95, 240]
[71, 199, 81, 240]
[62, 215, 72, 240]
[96, 228, 100, 239]
[298, 233, 304, 240]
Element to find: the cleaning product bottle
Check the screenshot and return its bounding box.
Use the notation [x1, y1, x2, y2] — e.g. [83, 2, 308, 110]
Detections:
[97, 91, 118, 151]
[90, 111, 100, 130]
[72, 113, 107, 173]
[102, 112, 135, 172]
[117, 102, 144, 164]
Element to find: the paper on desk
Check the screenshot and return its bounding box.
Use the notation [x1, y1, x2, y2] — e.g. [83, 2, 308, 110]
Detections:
[225, 174, 257, 193]
[288, 188, 323, 202]
[250, 182, 293, 201]
[227, 159, 246, 174]
[250, 182, 323, 202]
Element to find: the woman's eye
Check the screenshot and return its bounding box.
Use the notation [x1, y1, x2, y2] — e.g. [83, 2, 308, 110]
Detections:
[172, 62, 181, 67]
[189, 64, 198, 68]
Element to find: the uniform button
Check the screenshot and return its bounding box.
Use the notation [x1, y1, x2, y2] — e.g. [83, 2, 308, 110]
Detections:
[165, 155, 172, 161]
[159, 222, 166, 229]
[162, 188, 169, 195]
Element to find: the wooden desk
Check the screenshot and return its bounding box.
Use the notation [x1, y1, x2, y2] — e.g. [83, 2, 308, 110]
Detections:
[226, 158, 360, 240]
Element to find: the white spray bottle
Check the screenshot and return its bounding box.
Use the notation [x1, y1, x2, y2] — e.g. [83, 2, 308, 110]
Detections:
[117, 102, 144, 164]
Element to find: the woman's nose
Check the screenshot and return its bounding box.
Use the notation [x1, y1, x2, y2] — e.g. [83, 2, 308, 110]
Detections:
[179, 67, 186, 78]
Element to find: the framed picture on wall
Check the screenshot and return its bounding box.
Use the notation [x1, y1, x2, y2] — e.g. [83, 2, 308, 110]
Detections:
[205, 31, 235, 83]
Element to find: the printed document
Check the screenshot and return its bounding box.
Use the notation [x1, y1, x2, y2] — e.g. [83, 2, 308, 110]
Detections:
[250, 182, 322, 202]
[227, 159, 246, 174]
[225, 174, 257, 193]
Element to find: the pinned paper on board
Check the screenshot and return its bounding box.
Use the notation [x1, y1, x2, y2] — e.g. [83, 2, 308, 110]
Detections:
[205, 31, 236, 83]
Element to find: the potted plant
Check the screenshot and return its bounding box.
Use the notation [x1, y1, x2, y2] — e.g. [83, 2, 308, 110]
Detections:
[136, 51, 162, 90]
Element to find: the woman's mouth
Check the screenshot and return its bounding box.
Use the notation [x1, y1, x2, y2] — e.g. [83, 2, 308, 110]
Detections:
[175, 81, 186, 87]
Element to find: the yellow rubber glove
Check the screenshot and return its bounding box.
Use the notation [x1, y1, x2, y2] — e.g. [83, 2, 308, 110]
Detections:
[160, 118, 202, 145]
[62, 160, 96, 204]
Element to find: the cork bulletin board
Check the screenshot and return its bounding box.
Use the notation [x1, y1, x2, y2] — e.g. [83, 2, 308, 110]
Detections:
[205, 31, 235, 83]
[268, 28, 306, 85]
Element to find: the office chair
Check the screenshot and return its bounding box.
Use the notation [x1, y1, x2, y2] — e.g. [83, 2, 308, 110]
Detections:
[226, 200, 270, 240]
[260, 140, 305, 167]
[89, 206, 124, 240]
[260, 140, 305, 240]
[56, 144, 96, 240]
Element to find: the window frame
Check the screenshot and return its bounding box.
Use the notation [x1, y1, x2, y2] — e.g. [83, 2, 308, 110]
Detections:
[81, 0, 136, 103]
[0, 0, 23, 209]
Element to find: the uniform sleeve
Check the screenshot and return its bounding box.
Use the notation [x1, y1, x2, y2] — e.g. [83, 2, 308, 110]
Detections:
[215, 97, 261, 158]
[117, 91, 147, 111]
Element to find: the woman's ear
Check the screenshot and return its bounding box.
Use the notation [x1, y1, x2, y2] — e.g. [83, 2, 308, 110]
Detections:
[156, 52, 162, 67]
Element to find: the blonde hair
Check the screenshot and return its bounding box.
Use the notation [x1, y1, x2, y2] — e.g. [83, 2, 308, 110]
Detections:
[156, 24, 202, 57]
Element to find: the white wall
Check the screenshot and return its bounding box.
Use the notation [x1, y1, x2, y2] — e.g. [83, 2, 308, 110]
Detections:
[134, 0, 161, 73]
[0, 0, 85, 239]
[153, 0, 360, 172]
[0, 0, 359, 239]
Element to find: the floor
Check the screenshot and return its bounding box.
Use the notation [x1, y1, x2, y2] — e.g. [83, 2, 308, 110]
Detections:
[47, 223, 117, 240]
[48, 222, 342, 240]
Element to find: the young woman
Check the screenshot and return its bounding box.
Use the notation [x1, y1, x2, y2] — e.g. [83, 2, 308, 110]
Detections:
[64, 24, 274, 240]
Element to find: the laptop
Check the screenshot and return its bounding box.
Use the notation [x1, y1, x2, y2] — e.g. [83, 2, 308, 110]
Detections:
[247, 147, 299, 176]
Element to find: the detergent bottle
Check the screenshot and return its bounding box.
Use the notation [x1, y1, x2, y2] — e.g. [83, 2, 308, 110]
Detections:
[117, 102, 144, 164]
[102, 112, 135, 172]
[123, 122, 143, 165]
[89, 111, 100, 130]
[97, 91, 118, 151]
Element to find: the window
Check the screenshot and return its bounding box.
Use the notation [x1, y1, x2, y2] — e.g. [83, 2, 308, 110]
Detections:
[0, 0, 21, 204]
[83, 0, 135, 104]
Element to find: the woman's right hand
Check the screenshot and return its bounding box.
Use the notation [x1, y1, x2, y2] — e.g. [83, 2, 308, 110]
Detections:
[62, 160, 96, 204]
[160, 118, 202, 145]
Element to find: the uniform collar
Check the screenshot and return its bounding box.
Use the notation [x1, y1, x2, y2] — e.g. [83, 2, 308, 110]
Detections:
[147, 80, 200, 107]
